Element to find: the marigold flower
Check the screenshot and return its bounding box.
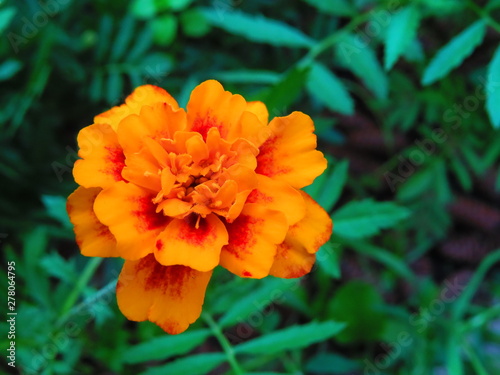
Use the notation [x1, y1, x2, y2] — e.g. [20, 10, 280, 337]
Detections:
[67, 80, 332, 334]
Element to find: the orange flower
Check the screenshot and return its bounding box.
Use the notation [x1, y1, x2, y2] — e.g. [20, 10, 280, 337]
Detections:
[67, 81, 332, 334]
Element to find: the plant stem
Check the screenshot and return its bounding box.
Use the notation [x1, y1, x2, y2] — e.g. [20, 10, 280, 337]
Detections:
[202, 312, 244, 375]
[59, 257, 103, 317]
[467, 0, 500, 33]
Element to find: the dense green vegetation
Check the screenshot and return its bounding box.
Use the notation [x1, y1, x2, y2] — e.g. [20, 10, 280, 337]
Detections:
[1, 0, 500, 374]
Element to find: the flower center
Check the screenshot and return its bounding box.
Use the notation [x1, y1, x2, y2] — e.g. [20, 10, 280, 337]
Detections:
[141, 128, 258, 222]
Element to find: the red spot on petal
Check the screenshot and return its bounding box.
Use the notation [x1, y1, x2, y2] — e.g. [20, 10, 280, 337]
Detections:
[132, 196, 170, 231]
[247, 188, 273, 204]
[255, 136, 292, 176]
[178, 214, 215, 246]
[192, 115, 225, 140]
[224, 214, 260, 258]
[156, 239, 163, 251]
[103, 146, 126, 181]
[242, 270, 252, 277]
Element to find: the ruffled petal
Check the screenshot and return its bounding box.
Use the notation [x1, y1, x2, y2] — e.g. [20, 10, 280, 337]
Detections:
[220, 203, 288, 278]
[255, 112, 327, 189]
[94, 85, 179, 131]
[269, 191, 332, 278]
[73, 123, 125, 189]
[246, 101, 269, 125]
[247, 174, 306, 225]
[94, 181, 170, 260]
[117, 254, 212, 334]
[67, 187, 118, 257]
[187, 80, 247, 140]
[118, 102, 187, 156]
[155, 214, 228, 271]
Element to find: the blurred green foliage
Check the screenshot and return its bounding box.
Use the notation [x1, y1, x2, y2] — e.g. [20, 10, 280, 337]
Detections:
[1, 0, 500, 374]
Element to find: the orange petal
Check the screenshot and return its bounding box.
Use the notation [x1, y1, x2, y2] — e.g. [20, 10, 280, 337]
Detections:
[67, 187, 118, 257]
[255, 112, 327, 189]
[155, 214, 228, 272]
[73, 123, 125, 189]
[95, 85, 179, 132]
[220, 203, 288, 278]
[187, 80, 247, 140]
[94, 181, 170, 260]
[117, 102, 187, 156]
[269, 191, 332, 278]
[247, 174, 306, 226]
[246, 101, 269, 125]
[117, 254, 212, 334]
[121, 147, 162, 192]
[269, 241, 316, 279]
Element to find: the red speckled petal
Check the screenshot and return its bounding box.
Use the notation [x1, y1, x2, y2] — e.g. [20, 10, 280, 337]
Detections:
[219, 203, 288, 279]
[255, 112, 327, 189]
[95, 85, 179, 132]
[67, 186, 118, 257]
[186, 80, 247, 140]
[94, 181, 170, 260]
[117, 254, 212, 334]
[155, 214, 228, 272]
[73, 123, 125, 189]
[246, 174, 306, 226]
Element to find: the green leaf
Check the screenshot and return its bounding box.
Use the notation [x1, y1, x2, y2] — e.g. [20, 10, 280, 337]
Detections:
[130, 0, 157, 19]
[335, 33, 388, 99]
[152, 14, 177, 46]
[181, 8, 211, 37]
[306, 352, 361, 374]
[307, 62, 354, 115]
[384, 6, 420, 70]
[202, 8, 314, 48]
[140, 353, 226, 375]
[40, 252, 76, 283]
[303, 0, 356, 16]
[422, 20, 487, 85]
[106, 71, 123, 104]
[124, 329, 211, 364]
[486, 44, 500, 129]
[332, 199, 411, 239]
[262, 66, 310, 113]
[317, 243, 341, 279]
[0, 60, 22, 81]
[234, 321, 345, 355]
[0, 6, 16, 34]
[213, 70, 280, 84]
[219, 278, 290, 328]
[41, 195, 72, 228]
[327, 281, 386, 343]
[111, 16, 135, 62]
[317, 159, 349, 211]
[156, 0, 193, 11]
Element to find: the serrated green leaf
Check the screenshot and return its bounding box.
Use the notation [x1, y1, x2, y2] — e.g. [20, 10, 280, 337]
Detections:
[422, 20, 486, 85]
[219, 278, 290, 328]
[303, 0, 356, 16]
[234, 321, 345, 355]
[317, 159, 349, 211]
[202, 8, 314, 48]
[384, 6, 420, 70]
[307, 62, 354, 115]
[486, 44, 500, 129]
[0, 59, 22, 81]
[335, 34, 388, 99]
[124, 329, 211, 364]
[332, 199, 410, 239]
[140, 353, 226, 375]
